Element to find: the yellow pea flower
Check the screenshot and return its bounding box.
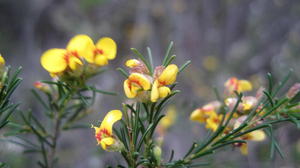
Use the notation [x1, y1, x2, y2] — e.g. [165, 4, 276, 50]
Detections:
[124, 73, 151, 98]
[190, 101, 221, 123]
[0, 54, 5, 66]
[225, 77, 252, 94]
[84, 37, 117, 66]
[93, 110, 123, 151]
[151, 64, 178, 102]
[239, 130, 266, 155]
[205, 112, 223, 132]
[41, 34, 94, 74]
[125, 59, 140, 68]
[158, 105, 177, 135]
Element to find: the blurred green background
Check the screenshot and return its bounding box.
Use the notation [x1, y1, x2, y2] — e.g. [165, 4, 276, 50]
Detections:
[1, 0, 300, 167]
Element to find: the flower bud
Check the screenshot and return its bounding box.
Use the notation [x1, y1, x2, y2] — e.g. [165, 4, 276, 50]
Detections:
[286, 83, 300, 99]
[34, 81, 51, 94]
[152, 145, 162, 164]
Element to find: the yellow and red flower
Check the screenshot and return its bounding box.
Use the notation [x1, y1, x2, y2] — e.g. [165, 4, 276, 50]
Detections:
[225, 77, 252, 94]
[84, 37, 117, 66]
[92, 110, 123, 151]
[124, 73, 151, 98]
[41, 35, 117, 77]
[151, 64, 178, 102]
[190, 101, 221, 123]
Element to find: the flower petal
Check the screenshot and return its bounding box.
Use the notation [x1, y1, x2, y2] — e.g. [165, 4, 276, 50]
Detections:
[238, 80, 252, 92]
[158, 86, 171, 98]
[0, 54, 5, 65]
[100, 137, 115, 150]
[68, 56, 83, 70]
[249, 130, 265, 141]
[66, 34, 95, 63]
[128, 73, 151, 90]
[41, 49, 67, 73]
[96, 37, 117, 60]
[95, 55, 108, 66]
[240, 143, 248, 155]
[125, 59, 140, 68]
[124, 79, 137, 98]
[158, 64, 178, 85]
[100, 110, 122, 135]
[151, 80, 159, 102]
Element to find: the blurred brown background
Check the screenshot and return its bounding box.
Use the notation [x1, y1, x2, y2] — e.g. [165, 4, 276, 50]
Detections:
[1, 0, 300, 167]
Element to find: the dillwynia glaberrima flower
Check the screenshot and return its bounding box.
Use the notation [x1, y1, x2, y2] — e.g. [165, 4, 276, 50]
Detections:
[123, 59, 179, 102]
[0, 54, 5, 76]
[151, 64, 178, 102]
[41, 34, 116, 78]
[234, 119, 266, 155]
[92, 110, 123, 152]
[224, 77, 252, 95]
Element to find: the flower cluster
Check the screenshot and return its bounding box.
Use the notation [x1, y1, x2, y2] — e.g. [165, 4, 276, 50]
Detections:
[191, 77, 265, 155]
[123, 59, 179, 102]
[40, 34, 117, 84]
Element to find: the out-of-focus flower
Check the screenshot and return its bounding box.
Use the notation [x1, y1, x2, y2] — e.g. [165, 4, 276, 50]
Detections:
[125, 59, 149, 74]
[190, 101, 221, 123]
[202, 56, 219, 72]
[92, 110, 123, 151]
[84, 37, 117, 66]
[237, 130, 266, 155]
[0, 54, 5, 67]
[225, 77, 252, 95]
[225, 96, 258, 113]
[233, 118, 265, 155]
[286, 83, 300, 99]
[124, 73, 151, 99]
[205, 112, 223, 132]
[41, 34, 94, 74]
[34, 81, 51, 94]
[157, 105, 177, 136]
[151, 64, 178, 102]
[0, 54, 6, 77]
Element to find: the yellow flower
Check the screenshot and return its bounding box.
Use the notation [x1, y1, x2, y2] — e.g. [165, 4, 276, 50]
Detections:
[125, 59, 140, 68]
[225, 96, 257, 113]
[124, 73, 151, 98]
[0, 54, 5, 66]
[190, 101, 221, 123]
[239, 130, 266, 155]
[84, 37, 117, 66]
[224, 77, 252, 94]
[205, 112, 223, 132]
[151, 64, 178, 102]
[41, 34, 94, 74]
[158, 105, 177, 135]
[93, 110, 123, 151]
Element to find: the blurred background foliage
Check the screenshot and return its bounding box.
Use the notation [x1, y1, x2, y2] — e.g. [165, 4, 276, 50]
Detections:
[0, 0, 300, 167]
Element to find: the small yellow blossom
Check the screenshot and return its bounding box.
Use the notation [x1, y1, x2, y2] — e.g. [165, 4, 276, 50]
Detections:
[157, 105, 177, 136]
[225, 96, 257, 113]
[125, 59, 140, 68]
[225, 77, 252, 94]
[205, 112, 223, 132]
[190, 101, 221, 123]
[124, 73, 151, 98]
[34, 81, 51, 93]
[93, 110, 123, 151]
[239, 130, 266, 155]
[0, 54, 5, 66]
[151, 64, 178, 102]
[84, 37, 117, 66]
[41, 34, 94, 74]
